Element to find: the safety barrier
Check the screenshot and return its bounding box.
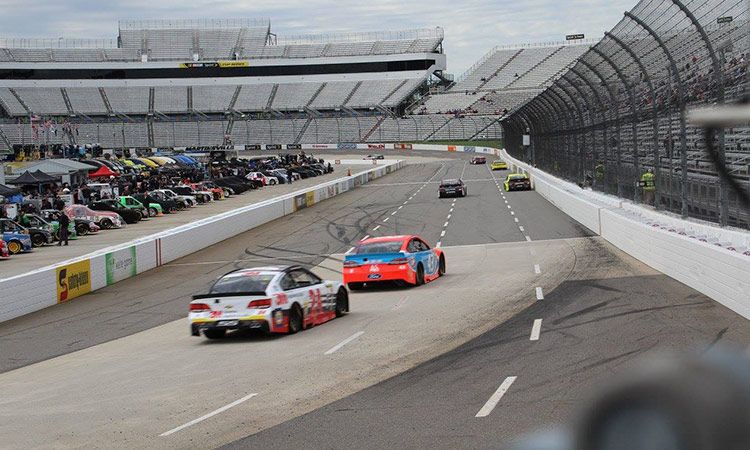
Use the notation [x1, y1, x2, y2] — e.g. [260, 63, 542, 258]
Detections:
[0, 160, 405, 323]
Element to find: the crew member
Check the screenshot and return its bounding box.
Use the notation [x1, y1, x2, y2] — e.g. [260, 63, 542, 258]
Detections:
[641, 169, 656, 205]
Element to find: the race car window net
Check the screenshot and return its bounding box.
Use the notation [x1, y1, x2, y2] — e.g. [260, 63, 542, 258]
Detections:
[355, 242, 404, 254]
[210, 274, 275, 295]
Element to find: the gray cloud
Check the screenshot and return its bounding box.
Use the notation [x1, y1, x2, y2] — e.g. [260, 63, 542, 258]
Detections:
[0, 0, 634, 74]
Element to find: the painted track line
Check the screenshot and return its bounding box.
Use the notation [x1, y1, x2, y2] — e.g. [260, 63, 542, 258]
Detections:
[160, 393, 259, 436]
[324, 331, 365, 355]
[534, 264, 541, 275]
[475, 377, 517, 418]
[372, 225, 381, 231]
[530, 319, 542, 341]
[536, 287, 544, 300]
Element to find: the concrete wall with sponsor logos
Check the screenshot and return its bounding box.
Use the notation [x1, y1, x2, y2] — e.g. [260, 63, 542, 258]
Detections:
[0, 161, 404, 323]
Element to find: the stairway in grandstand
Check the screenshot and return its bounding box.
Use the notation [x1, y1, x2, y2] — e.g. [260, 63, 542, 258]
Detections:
[0, 125, 12, 153]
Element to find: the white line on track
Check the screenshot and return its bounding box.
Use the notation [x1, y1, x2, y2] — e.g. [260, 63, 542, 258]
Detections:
[347, 247, 355, 254]
[383, 217, 389, 222]
[447, 214, 451, 220]
[160, 393, 259, 436]
[507, 205, 511, 209]
[525, 235, 531, 242]
[519, 226, 525, 232]
[436, 241, 442, 247]
[444, 221, 449, 228]
[325, 331, 365, 355]
[373, 225, 381, 231]
[403, 201, 408, 205]
[511, 211, 515, 216]
[534, 264, 541, 275]
[460, 161, 468, 179]
[475, 377, 517, 418]
[449, 208, 454, 213]
[514, 218, 519, 223]
[536, 287, 544, 300]
[398, 206, 403, 210]
[362, 235, 370, 241]
[440, 230, 446, 237]
[391, 296, 409, 311]
[530, 319, 542, 341]
[391, 211, 398, 216]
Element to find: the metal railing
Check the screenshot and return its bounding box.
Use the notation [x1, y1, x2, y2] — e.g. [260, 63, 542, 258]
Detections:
[275, 27, 444, 45]
[504, 0, 750, 229]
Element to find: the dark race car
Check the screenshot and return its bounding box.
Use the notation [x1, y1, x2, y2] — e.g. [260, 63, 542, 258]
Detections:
[438, 179, 468, 198]
[89, 200, 143, 224]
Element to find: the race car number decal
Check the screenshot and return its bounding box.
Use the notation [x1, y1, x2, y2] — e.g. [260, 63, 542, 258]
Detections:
[210, 310, 223, 319]
[275, 292, 288, 305]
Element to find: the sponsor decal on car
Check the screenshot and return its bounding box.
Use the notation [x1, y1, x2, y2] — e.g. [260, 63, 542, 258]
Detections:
[105, 246, 137, 285]
[57, 260, 91, 303]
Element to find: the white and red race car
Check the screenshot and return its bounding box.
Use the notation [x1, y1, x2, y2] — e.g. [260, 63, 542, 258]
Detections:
[189, 266, 349, 339]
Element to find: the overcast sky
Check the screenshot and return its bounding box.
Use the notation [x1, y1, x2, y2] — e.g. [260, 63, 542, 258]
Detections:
[0, 0, 635, 75]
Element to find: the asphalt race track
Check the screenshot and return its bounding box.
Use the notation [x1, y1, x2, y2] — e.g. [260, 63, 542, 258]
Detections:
[1, 150, 748, 449]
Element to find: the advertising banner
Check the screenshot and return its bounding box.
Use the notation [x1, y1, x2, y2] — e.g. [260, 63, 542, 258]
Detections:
[266, 144, 282, 150]
[286, 144, 302, 150]
[368, 144, 385, 149]
[305, 191, 316, 207]
[448, 146, 457, 152]
[57, 260, 91, 303]
[293, 194, 307, 212]
[393, 143, 413, 150]
[311, 144, 332, 149]
[338, 143, 357, 150]
[105, 246, 137, 285]
[245, 144, 261, 151]
[463, 146, 476, 153]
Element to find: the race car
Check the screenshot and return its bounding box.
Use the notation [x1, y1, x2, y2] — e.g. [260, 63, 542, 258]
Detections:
[439, 179, 467, 198]
[189, 265, 349, 339]
[491, 160, 508, 170]
[343, 235, 445, 290]
[504, 173, 533, 191]
[364, 154, 385, 160]
[470, 156, 486, 164]
[0, 219, 33, 254]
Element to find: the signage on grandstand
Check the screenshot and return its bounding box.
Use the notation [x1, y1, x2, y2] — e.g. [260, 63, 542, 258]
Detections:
[266, 144, 282, 150]
[179, 61, 250, 69]
[245, 144, 261, 151]
[287, 144, 302, 150]
[717, 16, 733, 24]
[566, 34, 585, 41]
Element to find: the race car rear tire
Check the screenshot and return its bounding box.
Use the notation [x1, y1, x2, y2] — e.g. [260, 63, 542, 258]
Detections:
[335, 289, 349, 317]
[348, 282, 364, 291]
[288, 304, 303, 334]
[439, 255, 446, 276]
[415, 264, 425, 286]
[100, 218, 113, 229]
[31, 234, 46, 247]
[149, 207, 158, 217]
[7, 240, 23, 254]
[204, 329, 226, 340]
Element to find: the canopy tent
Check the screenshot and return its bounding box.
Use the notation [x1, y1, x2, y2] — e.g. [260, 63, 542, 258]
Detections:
[88, 165, 119, 179]
[10, 170, 58, 186]
[32, 170, 60, 184]
[0, 184, 20, 196]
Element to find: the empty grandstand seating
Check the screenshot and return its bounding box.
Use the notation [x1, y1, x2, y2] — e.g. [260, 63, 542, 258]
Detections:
[505, 45, 589, 89]
[309, 81, 359, 109]
[154, 86, 188, 113]
[66, 88, 107, 114]
[13, 88, 68, 115]
[234, 84, 275, 112]
[272, 82, 323, 111]
[104, 87, 150, 115]
[192, 85, 235, 112]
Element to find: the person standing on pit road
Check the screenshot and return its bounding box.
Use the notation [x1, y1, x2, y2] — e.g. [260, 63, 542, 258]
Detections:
[287, 168, 293, 185]
[57, 209, 70, 246]
[641, 169, 656, 206]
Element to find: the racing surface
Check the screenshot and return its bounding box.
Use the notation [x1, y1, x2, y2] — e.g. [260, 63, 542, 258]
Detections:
[1, 150, 748, 449]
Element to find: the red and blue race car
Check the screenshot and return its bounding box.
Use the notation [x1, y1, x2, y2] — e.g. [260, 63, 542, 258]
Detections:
[343, 235, 445, 290]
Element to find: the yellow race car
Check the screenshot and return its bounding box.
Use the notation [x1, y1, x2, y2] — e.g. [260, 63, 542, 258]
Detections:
[490, 160, 508, 170]
[504, 173, 532, 191]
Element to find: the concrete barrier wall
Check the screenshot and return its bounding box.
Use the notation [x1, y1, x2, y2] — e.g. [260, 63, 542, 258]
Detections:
[498, 148, 750, 320]
[0, 161, 404, 323]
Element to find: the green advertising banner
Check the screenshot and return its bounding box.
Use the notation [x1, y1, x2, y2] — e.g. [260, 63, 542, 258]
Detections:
[105, 246, 137, 285]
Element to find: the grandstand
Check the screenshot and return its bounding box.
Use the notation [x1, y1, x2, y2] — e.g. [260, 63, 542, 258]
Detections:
[416, 41, 592, 116]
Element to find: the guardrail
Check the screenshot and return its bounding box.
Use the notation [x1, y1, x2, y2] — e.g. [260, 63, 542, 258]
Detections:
[0, 160, 404, 323]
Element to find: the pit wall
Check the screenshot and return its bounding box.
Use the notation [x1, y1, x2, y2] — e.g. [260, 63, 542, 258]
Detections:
[0, 161, 404, 323]
[309, 142, 750, 319]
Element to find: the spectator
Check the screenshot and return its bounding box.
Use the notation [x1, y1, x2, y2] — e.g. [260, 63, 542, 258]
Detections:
[57, 210, 70, 246]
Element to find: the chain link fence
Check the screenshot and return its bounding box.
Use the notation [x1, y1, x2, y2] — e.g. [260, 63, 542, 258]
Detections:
[504, 0, 750, 229]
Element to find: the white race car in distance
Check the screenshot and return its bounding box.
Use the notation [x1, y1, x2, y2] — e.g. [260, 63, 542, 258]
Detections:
[189, 266, 349, 339]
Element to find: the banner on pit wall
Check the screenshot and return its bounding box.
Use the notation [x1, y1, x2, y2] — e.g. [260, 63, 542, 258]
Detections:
[57, 260, 91, 303]
[311, 144, 332, 149]
[266, 144, 282, 150]
[287, 144, 302, 150]
[293, 194, 307, 212]
[393, 143, 413, 150]
[368, 144, 385, 149]
[105, 246, 137, 286]
[463, 146, 476, 153]
[245, 144, 261, 151]
[448, 146, 457, 152]
[305, 191, 316, 207]
[180, 61, 249, 68]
